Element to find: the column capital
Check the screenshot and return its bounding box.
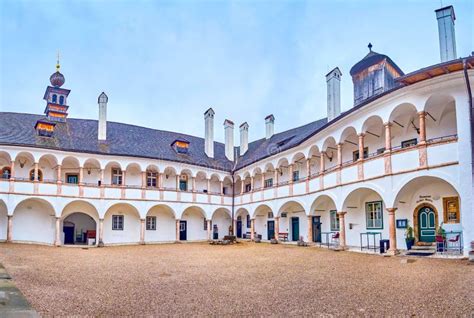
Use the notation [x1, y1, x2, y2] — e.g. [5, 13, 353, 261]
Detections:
[337, 142, 343, 148]
[417, 110, 426, 116]
[386, 207, 398, 214]
[383, 122, 392, 127]
[337, 211, 347, 216]
[358, 133, 366, 138]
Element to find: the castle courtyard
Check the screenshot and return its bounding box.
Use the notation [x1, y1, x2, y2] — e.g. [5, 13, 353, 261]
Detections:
[0, 242, 472, 316]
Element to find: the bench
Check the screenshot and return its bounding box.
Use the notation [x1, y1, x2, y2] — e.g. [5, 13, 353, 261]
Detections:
[278, 232, 288, 242]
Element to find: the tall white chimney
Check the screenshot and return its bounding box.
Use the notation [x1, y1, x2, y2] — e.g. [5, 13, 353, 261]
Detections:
[204, 108, 215, 158]
[239, 122, 249, 155]
[224, 119, 234, 161]
[98, 92, 108, 141]
[435, 5, 457, 62]
[265, 114, 274, 139]
[326, 67, 342, 122]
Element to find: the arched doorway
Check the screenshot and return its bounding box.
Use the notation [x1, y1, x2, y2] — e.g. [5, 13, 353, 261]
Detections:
[181, 207, 207, 241]
[211, 208, 232, 240]
[63, 213, 97, 245]
[414, 204, 438, 243]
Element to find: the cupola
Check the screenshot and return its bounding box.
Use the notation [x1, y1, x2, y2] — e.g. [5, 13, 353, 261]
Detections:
[350, 43, 404, 105]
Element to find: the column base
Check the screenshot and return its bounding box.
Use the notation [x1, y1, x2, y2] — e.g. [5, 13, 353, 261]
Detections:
[387, 249, 400, 256]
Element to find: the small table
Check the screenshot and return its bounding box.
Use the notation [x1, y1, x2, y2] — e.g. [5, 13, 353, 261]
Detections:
[360, 232, 382, 252]
[320, 231, 337, 248]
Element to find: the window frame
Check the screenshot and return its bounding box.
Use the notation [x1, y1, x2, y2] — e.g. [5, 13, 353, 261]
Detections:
[146, 216, 156, 231]
[353, 147, 369, 162]
[246, 214, 251, 228]
[292, 170, 300, 182]
[112, 215, 124, 231]
[401, 138, 418, 149]
[365, 201, 383, 230]
[147, 171, 158, 187]
[443, 196, 460, 224]
[264, 178, 273, 188]
[1, 167, 11, 179]
[29, 169, 43, 181]
[111, 168, 122, 185]
[245, 183, 252, 193]
[66, 173, 79, 184]
[330, 210, 340, 231]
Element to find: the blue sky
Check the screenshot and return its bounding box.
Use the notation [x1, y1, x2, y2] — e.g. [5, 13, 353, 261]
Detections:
[1, 0, 472, 143]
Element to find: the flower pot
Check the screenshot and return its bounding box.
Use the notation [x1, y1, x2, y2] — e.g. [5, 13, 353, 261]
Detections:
[406, 238, 415, 250]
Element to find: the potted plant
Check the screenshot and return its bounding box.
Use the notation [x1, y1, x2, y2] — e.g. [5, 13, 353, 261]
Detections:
[405, 224, 415, 250]
[435, 223, 446, 252]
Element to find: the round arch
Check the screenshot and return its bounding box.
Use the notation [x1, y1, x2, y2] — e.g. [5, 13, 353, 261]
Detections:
[103, 203, 141, 245]
[0, 199, 7, 241]
[181, 206, 207, 241]
[211, 208, 232, 240]
[146, 204, 176, 243]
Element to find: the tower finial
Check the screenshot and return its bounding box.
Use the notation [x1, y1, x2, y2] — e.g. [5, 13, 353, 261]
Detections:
[368, 43, 373, 52]
[56, 51, 60, 72]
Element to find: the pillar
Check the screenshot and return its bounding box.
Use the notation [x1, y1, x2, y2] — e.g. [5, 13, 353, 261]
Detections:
[6, 215, 12, 242]
[275, 169, 279, 185]
[240, 179, 245, 194]
[250, 176, 254, 191]
[358, 133, 365, 160]
[207, 220, 212, 240]
[158, 173, 163, 189]
[320, 152, 325, 173]
[140, 218, 145, 245]
[337, 143, 343, 167]
[10, 161, 15, 180]
[220, 181, 224, 195]
[176, 175, 180, 191]
[384, 122, 392, 152]
[307, 215, 313, 243]
[33, 162, 39, 181]
[98, 218, 104, 246]
[387, 208, 399, 255]
[100, 169, 104, 186]
[79, 166, 84, 185]
[207, 178, 211, 193]
[141, 171, 147, 189]
[250, 219, 255, 240]
[418, 111, 426, 143]
[337, 212, 347, 250]
[191, 177, 196, 192]
[54, 217, 61, 246]
[274, 216, 279, 240]
[175, 219, 181, 241]
[306, 158, 311, 178]
[289, 164, 294, 184]
[121, 170, 126, 186]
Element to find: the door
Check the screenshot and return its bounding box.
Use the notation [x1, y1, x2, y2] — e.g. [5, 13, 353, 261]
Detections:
[179, 220, 187, 241]
[63, 226, 74, 244]
[418, 206, 436, 242]
[291, 217, 299, 241]
[267, 220, 275, 240]
[237, 220, 242, 238]
[312, 216, 321, 243]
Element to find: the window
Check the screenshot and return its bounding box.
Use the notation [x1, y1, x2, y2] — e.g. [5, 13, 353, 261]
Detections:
[1, 167, 11, 179]
[264, 178, 273, 188]
[292, 170, 300, 182]
[366, 201, 383, 229]
[52, 94, 57, 103]
[267, 212, 274, 219]
[377, 147, 385, 155]
[146, 216, 156, 230]
[245, 183, 252, 193]
[281, 212, 287, 218]
[111, 168, 122, 185]
[179, 179, 187, 191]
[330, 210, 339, 231]
[443, 196, 460, 223]
[353, 147, 369, 161]
[147, 171, 157, 187]
[59, 95, 65, 105]
[204, 218, 208, 230]
[246, 214, 251, 228]
[29, 169, 43, 181]
[112, 215, 124, 230]
[66, 174, 78, 184]
[401, 138, 417, 148]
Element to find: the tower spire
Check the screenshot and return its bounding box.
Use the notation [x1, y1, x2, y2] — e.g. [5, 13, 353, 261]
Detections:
[56, 51, 60, 72]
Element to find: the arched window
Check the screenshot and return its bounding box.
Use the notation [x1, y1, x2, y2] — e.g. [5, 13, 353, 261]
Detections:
[59, 96, 65, 105]
[29, 169, 43, 181]
[1, 167, 11, 179]
[52, 94, 57, 103]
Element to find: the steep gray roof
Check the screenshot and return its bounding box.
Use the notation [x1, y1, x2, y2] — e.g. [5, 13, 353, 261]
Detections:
[0, 112, 328, 173]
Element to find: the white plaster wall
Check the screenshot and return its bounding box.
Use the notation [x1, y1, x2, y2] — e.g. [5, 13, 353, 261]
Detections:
[254, 214, 269, 240]
[103, 210, 140, 244]
[12, 201, 55, 244]
[0, 205, 7, 241]
[145, 208, 176, 242]
[212, 210, 231, 239]
[182, 209, 207, 241]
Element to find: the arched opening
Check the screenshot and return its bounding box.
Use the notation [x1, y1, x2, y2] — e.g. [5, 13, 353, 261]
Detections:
[209, 174, 221, 194]
[253, 204, 274, 241]
[263, 163, 275, 188]
[195, 171, 208, 193]
[163, 167, 177, 190]
[14, 152, 35, 181]
[389, 103, 419, 150]
[322, 137, 337, 171]
[0, 151, 12, 180]
[211, 208, 232, 239]
[242, 172, 252, 193]
[103, 203, 141, 244]
[59, 95, 65, 105]
[62, 156, 81, 184]
[38, 154, 58, 183]
[276, 158, 290, 185]
[393, 176, 460, 246]
[342, 187, 385, 248]
[361, 116, 385, 157]
[181, 206, 207, 241]
[179, 169, 192, 192]
[52, 94, 57, 103]
[222, 176, 233, 196]
[146, 205, 176, 243]
[307, 145, 321, 177]
[104, 161, 123, 186]
[125, 163, 142, 187]
[339, 127, 359, 164]
[252, 167, 263, 190]
[424, 94, 457, 141]
[83, 158, 101, 186]
[235, 208, 250, 238]
[12, 198, 56, 244]
[309, 195, 337, 243]
[145, 165, 159, 188]
[61, 201, 99, 245]
[0, 200, 7, 241]
[278, 201, 306, 242]
[234, 175, 242, 195]
[291, 153, 307, 181]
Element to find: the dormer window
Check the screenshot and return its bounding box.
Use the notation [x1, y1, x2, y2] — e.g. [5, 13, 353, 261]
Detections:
[59, 95, 65, 105]
[52, 94, 57, 103]
[172, 139, 190, 154]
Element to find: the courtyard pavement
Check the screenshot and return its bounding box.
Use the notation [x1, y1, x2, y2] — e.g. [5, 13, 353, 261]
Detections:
[0, 242, 472, 316]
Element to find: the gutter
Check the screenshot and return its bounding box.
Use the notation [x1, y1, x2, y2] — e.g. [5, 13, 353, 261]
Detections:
[462, 58, 473, 173]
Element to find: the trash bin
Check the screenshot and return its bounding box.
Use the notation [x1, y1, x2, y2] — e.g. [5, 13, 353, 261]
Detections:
[380, 239, 390, 253]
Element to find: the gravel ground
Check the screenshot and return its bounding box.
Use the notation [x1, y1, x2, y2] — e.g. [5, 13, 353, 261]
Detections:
[0, 242, 472, 317]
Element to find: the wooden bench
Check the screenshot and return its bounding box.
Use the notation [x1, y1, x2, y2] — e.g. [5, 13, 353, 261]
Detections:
[278, 232, 288, 242]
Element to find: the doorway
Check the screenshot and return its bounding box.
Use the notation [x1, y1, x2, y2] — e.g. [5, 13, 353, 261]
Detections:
[237, 217, 242, 238]
[291, 217, 299, 241]
[267, 220, 275, 240]
[312, 216, 321, 243]
[62, 213, 96, 245]
[417, 206, 436, 243]
[179, 220, 187, 241]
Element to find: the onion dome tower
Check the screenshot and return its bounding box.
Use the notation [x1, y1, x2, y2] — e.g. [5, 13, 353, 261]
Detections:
[350, 43, 404, 106]
[36, 55, 71, 137]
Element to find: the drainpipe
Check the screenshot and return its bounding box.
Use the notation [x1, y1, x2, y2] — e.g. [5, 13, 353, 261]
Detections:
[231, 173, 235, 236]
[463, 59, 473, 170]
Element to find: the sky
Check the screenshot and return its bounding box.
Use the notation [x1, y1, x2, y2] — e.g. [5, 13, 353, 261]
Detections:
[1, 0, 473, 143]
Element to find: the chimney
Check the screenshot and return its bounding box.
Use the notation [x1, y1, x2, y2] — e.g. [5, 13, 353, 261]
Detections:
[204, 108, 215, 158]
[435, 5, 457, 62]
[239, 122, 249, 155]
[224, 119, 234, 161]
[326, 67, 342, 121]
[265, 114, 274, 139]
[98, 92, 108, 141]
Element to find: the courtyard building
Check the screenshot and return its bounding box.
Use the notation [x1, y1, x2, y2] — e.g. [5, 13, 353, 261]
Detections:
[0, 5, 473, 256]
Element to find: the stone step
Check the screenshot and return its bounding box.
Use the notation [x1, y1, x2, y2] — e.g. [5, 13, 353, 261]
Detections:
[411, 245, 436, 251]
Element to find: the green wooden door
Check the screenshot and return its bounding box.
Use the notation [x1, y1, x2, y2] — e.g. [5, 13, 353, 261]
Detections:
[418, 207, 436, 242]
[291, 217, 299, 241]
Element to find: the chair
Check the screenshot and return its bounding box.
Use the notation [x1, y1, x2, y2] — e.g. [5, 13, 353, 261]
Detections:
[446, 234, 461, 254]
[331, 232, 340, 247]
[435, 235, 445, 254]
